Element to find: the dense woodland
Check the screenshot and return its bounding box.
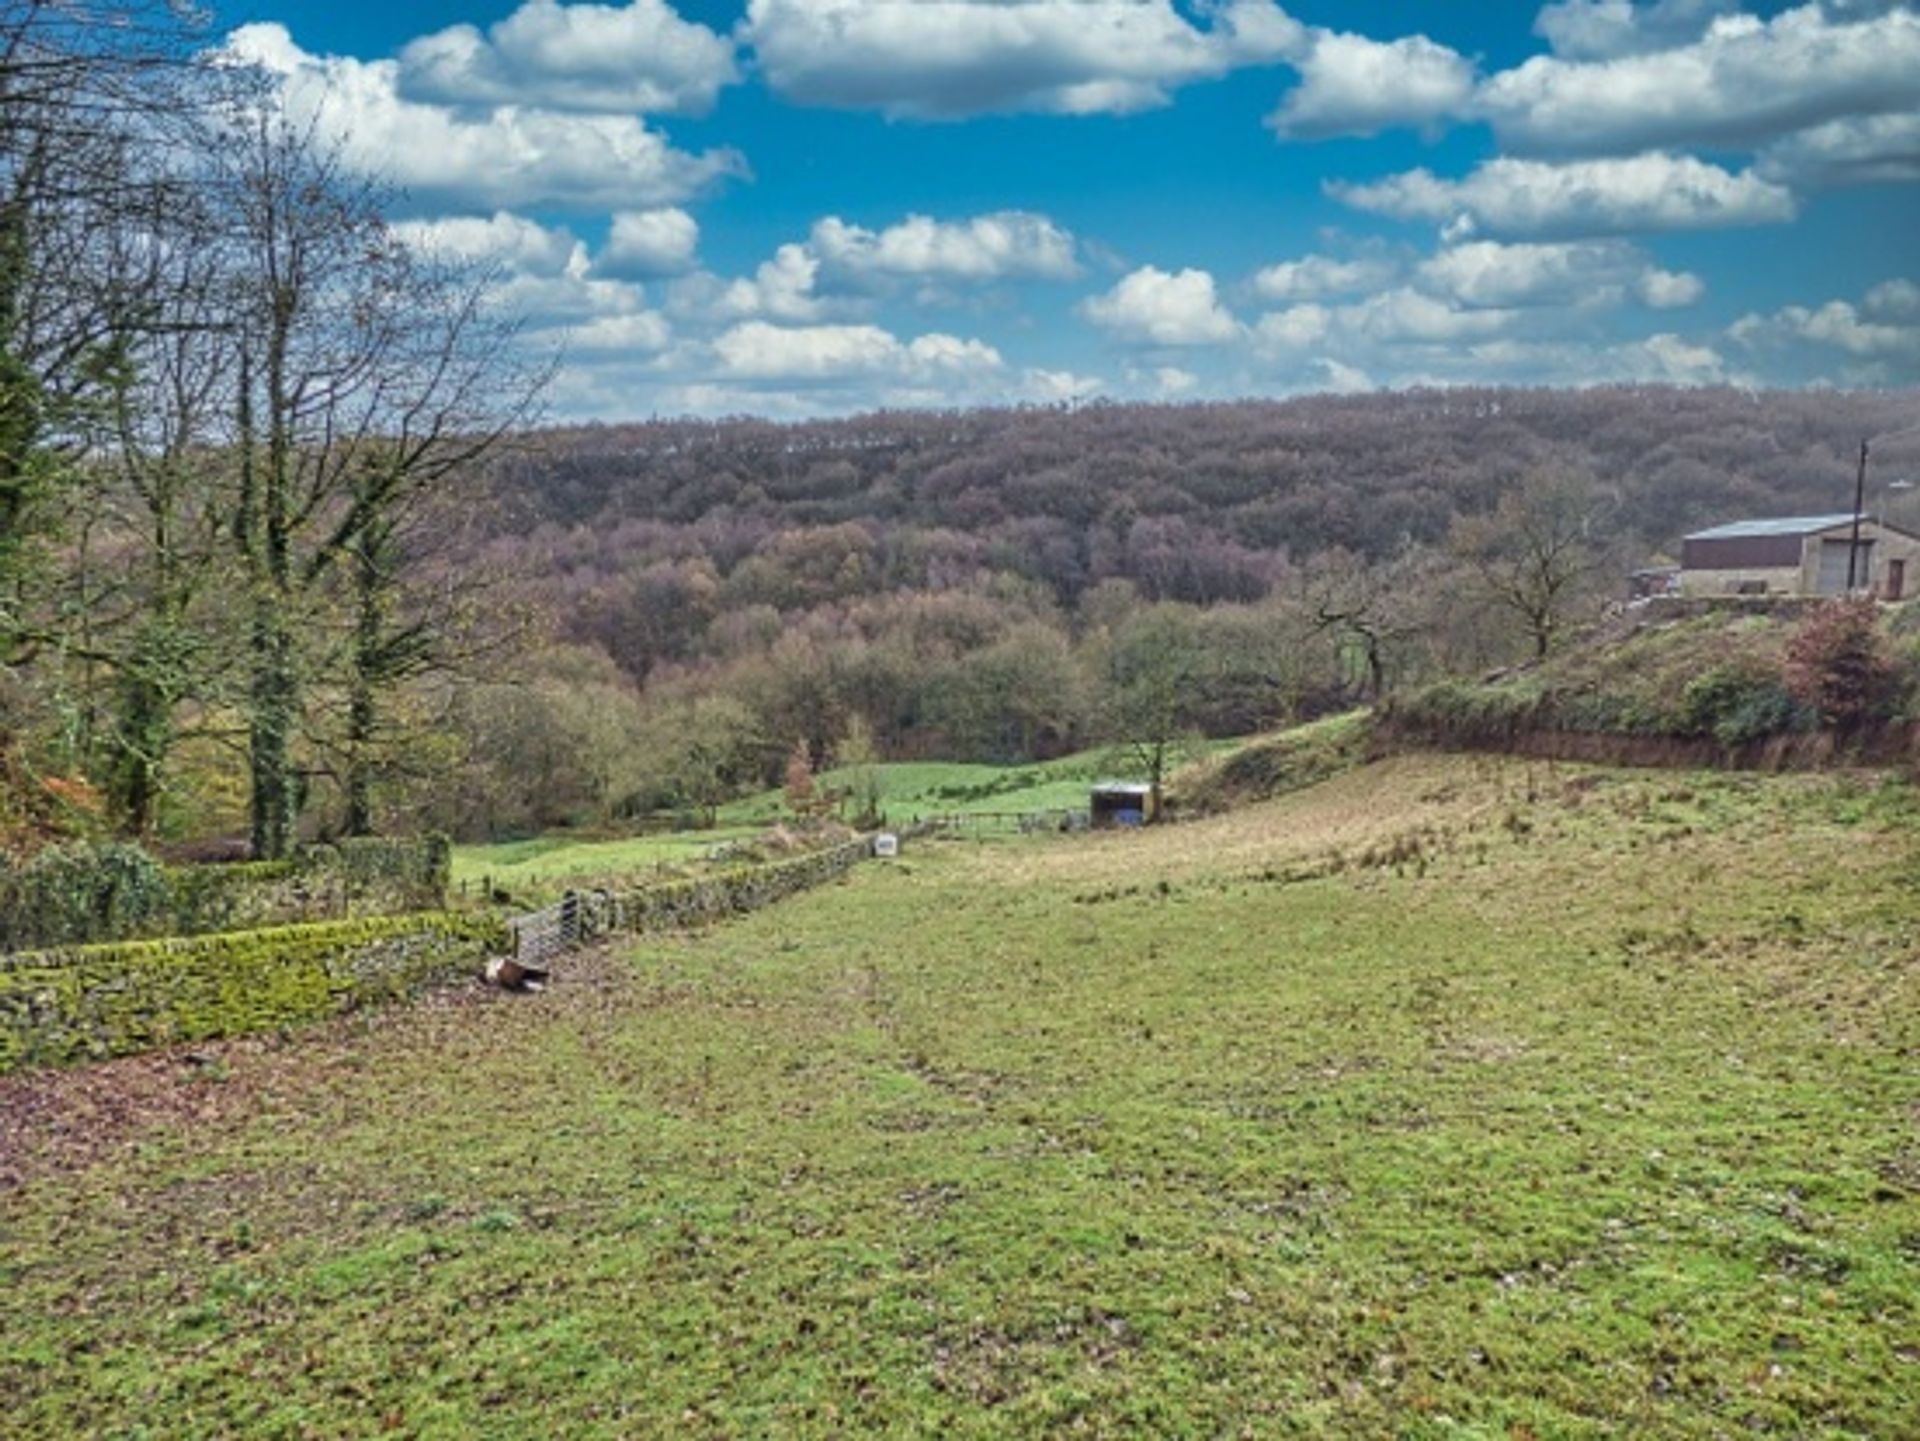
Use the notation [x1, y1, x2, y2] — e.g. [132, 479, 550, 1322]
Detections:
[5, 7, 1916, 856]
[490, 387, 1919, 667]
[502, 387, 1912, 569]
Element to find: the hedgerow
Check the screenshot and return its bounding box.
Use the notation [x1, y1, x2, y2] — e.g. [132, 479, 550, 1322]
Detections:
[0, 835, 451, 953]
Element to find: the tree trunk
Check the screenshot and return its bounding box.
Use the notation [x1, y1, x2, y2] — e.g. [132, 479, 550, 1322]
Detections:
[248, 600, 298, 859]
[343, 545, 383, 837]
[109, 668, 167, 835]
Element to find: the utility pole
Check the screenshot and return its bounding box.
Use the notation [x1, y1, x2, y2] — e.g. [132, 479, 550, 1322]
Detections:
[1847, 438, 1869, 593]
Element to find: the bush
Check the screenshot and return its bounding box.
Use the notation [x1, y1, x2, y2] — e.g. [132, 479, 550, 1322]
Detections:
[0, 842, 169, 952]
[1678, 665, 1812, 748]
[1784, 599, 1898, 731]
[1387, 680, 1549, 744]
[0, 834, 452, 954]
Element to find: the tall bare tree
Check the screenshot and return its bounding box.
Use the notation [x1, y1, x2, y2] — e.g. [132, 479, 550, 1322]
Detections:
[212, 109, 542, 855]
[1450, 471, 1611, 661]
[1289, 546, 1437, 701]
[0, 1, 204, 661]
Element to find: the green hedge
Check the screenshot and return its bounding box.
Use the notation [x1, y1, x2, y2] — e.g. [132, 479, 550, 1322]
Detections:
[1387, 672, 1816, 752]
[0, 910, 504, 1072]
[0, 835, 452, 953]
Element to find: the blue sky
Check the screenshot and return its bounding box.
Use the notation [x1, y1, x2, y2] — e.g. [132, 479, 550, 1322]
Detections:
[212, 1, 1920, 418]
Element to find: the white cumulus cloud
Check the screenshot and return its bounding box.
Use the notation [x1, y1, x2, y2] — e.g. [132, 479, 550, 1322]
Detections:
[742, 0, 1303, 119]
[1082, 266, 1242, 345]
[1025, 369, 1106, 402]
[1634, 331, 1728, 383]
[597, 209, 701, 278]
[1330, 152, 1797, 237]
[1732, 284, 1920, 362]
[678, 210, 1083, 326]
[711, 321, 1005, 382]
[713, 244, 832, 323]
[809, 212, 1080, 283]
[222, 22, 745, 213]
[390, 209, 676, 348]
[1867, 278, 1920, 320]
[1480, 4, 1920, 155]
[566, 311, 675, 352]
[1269, 31, 1475, 138]
[1251, 253, 1399, 302]
[1416, 239, 1701, 309]
[391, 211, 582, 276]
[1532, 0, 1737, 61]
[1759, 110, 1920, 185]
[398, 0, 738, 114]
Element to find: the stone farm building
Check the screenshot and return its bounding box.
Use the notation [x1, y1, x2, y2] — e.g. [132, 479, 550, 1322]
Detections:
[1679, 514, 1920, 600]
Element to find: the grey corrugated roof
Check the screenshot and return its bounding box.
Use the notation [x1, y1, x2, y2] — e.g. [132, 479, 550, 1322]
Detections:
[1684, 514, 1860, 541]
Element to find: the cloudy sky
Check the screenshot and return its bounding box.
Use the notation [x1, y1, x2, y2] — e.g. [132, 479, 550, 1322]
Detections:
[215, 0, 1920, 419]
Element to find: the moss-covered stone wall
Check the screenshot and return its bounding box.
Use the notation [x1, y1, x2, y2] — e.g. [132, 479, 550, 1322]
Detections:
[614, 838, 871, 933]
[1, 835, 878, 1075]
[0, 910, 504, 1072]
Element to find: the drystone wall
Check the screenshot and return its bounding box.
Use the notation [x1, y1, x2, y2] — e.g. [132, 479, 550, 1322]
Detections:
[615, 838, 872, 932]
[0, 910, 503, 1072]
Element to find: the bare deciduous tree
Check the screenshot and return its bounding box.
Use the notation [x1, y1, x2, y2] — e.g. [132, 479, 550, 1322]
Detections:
[212, 110, 545, 855]
[1450, 471, 1612, 661]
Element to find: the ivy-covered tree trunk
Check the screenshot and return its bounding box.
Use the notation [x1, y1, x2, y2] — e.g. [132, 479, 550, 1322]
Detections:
[0, 151, 49, 656]
[108, 653, 170, 835]
[211, 115, 535, 855]
[343, 532, 387, 838]
[248, 600, 298, 860]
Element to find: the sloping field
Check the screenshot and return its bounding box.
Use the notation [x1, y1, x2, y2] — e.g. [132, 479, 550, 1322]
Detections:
[4, 755, 1918, 1436]
[448, 745, 1196, 894]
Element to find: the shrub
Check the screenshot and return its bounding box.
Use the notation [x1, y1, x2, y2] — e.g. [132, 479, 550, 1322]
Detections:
[0, 834, 452, 954]
[1388, 680, 1548, 744]
[0, 841, 169, 952]
[1784, 599, 1897, 731]
[1678, 665, 1812, 748]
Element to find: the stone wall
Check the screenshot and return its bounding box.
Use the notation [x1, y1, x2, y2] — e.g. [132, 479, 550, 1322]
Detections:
[0, 911, 503, 1072]
[615, 838, 872, 932]
[1, 835, 891, 1075]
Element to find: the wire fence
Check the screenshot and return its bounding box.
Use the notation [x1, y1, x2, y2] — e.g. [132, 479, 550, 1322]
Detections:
[910, 808, 1091, 835]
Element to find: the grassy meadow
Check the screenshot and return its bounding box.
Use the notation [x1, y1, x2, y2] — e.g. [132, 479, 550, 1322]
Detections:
[449, 744, 1231, 895]
[5, 753, 1919, 1436]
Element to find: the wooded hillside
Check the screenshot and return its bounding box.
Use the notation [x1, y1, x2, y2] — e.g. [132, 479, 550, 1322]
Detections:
[498, 387, 1912, 569]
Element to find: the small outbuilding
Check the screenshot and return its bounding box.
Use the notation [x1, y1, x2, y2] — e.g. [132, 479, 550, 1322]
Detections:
[1679, 514, 1920, 600]
[1627, 565, 1680, 601]
[1090, 782, 1155, 829]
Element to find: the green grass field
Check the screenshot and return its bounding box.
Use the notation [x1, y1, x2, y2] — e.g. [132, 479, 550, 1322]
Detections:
[449, 826, 770, 893]
[450, 744, 1242, 894]
[5, 753, 1919, 1436]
